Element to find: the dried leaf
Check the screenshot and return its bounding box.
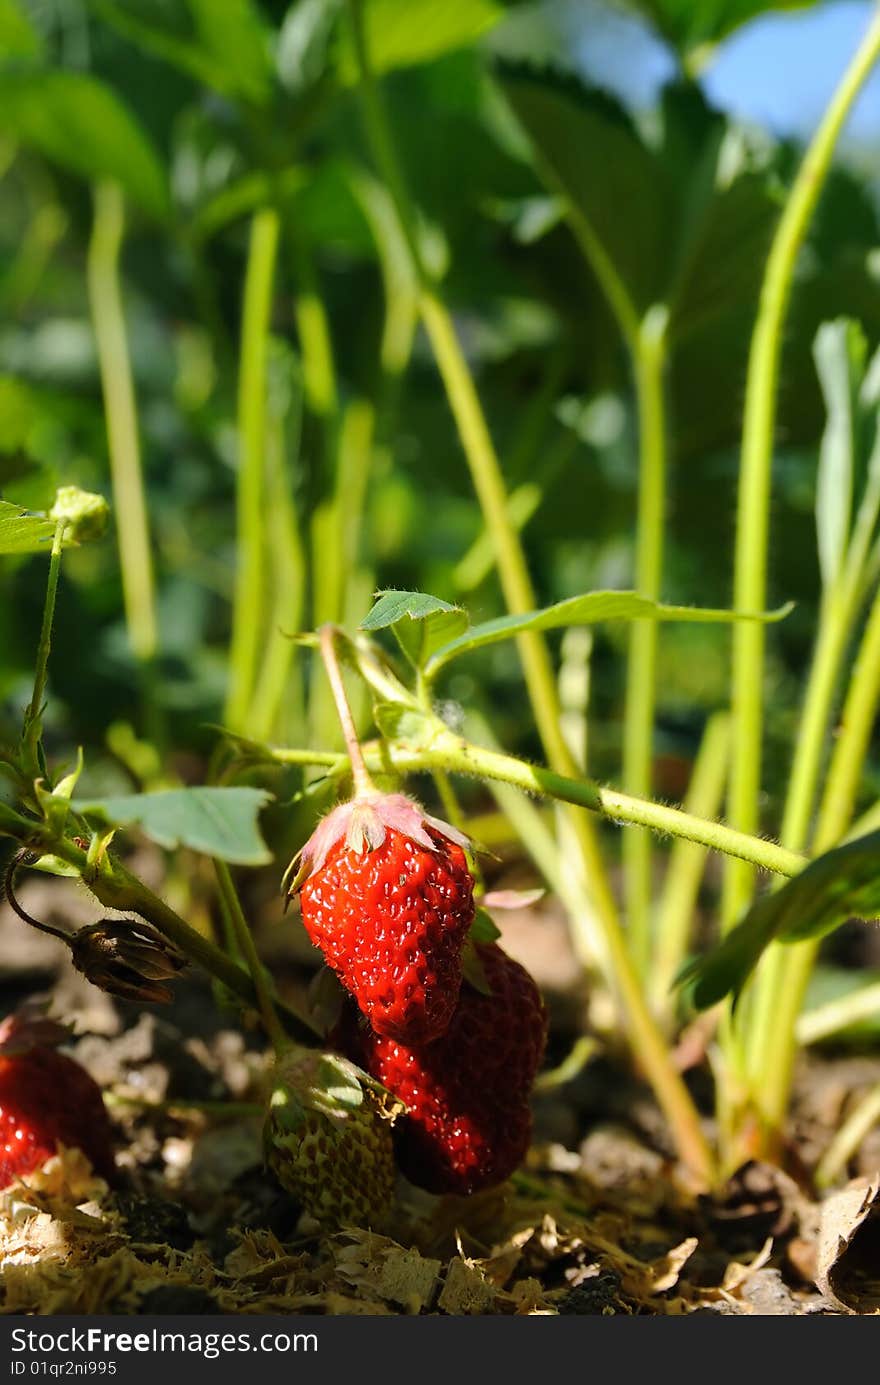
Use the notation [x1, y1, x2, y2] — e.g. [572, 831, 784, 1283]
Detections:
[438, 1257, 496, 1314]
[816, 1177, 880, 1313]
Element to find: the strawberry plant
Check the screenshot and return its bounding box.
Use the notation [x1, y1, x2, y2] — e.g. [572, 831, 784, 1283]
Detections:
[1, 0, 880, 1317]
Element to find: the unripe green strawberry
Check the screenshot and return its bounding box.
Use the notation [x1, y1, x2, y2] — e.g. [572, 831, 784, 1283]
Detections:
[263, 1046, 399, 1228]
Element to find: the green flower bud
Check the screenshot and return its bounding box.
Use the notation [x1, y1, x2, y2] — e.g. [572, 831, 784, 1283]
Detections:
[50, 486, 110, 543]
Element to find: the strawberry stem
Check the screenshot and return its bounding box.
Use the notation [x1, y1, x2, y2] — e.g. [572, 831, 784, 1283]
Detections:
[3, 852, 72, 944]
[318, 624, 375, 797]
[22, 518, 67, 777]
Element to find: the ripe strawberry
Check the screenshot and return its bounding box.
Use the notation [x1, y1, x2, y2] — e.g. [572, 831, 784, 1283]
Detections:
[335, 943, 547, 1196]
[288, 792, 475, 1045]
[0, 1009, 116, 1188]
[264, 1045, 400, 1228]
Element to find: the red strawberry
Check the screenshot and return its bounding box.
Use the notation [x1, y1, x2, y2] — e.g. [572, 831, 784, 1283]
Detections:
[334, 943, 547, 1195]
[0, 1009, 116, 1188]
[289, 792, 475, 1045]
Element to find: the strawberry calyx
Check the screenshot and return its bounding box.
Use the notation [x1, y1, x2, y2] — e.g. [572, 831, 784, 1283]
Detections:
[283, 790, 471, 898]
[268, 1045, 405, 1136]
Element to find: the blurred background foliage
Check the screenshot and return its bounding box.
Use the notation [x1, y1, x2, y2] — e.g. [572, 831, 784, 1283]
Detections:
[0, 0, 878, 824]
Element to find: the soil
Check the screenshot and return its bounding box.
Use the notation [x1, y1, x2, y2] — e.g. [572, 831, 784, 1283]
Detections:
[2, 870, 879, 1317]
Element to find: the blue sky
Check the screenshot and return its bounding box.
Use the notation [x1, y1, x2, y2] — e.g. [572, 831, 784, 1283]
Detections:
[705, 1, 880, 139]
[493, 1, 880, 141]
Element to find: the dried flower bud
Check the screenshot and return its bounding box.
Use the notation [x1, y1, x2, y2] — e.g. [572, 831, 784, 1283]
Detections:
[70, 920, 186, 1004]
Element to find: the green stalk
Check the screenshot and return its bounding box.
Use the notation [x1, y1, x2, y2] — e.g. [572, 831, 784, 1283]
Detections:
[815, 591, 880, 848]
[318, 623, 375, 798]
[248, 401, 307, 743]
[743, 583, 859, 1081]
[742, 440, 880, 1110]
[798, 981, 880, 1046]
[750, 583, 880, 1144]
[290, 233, 339, 420]
[268, 735, 806, 879]
[87, 181, 157, 663]
[723, 5, 880, 929]
[624, 307, 669, 972]
[214, 859, 287, 1053]
[226, 207, 280, 732]
[415, 296, 624, 930]
[651, 712, 730, 1016]
[21, 519, 66, 775]
[313, 398, 376, 629]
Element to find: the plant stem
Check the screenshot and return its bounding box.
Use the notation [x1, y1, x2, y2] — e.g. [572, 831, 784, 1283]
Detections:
[3, 851, 70, 942]
[290, 234, 339, 420]
[318, 624, 374, 796]
[754, 583, 880, 1137]
[723, 4, 880, 929]
[815, 1081, 880, 1189]
[0, 803, 318, 1042]
[624, 307, 669, 972]
[651, 712, 730, 1016]
[798, 981, 880, 1046]
[269, 731, 807, 882]
[226, 206, 280, 732]
[214, 859, 287, 1053]
[21, 519, 66, 774]
[816, 590, 880, 849]
[87, 180, 157, 664]
[248, 397, 307, 742]
[744, 582, 860, 1084]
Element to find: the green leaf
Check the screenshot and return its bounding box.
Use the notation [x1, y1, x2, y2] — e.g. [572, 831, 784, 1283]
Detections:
[624, 1, 820, 64]
[361, 589, 469, 666]
[93, 0, 274, 105]
[682, 830, 880, 1008]
[277, 0, 343, 95]
[0, 71, 168, 220]
[497, 65, 665, 318]
[425, 590, 792, 677]
[0, 0, 43, 58]
[71, 787, 274, 865]
[338, 0, 502, 82]
[0, 500, 56, 555]
[814, 319, 866, 590]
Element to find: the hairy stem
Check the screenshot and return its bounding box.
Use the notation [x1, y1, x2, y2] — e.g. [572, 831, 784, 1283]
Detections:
[318, 624, 374, 796]
[21, 519, 66, 774]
